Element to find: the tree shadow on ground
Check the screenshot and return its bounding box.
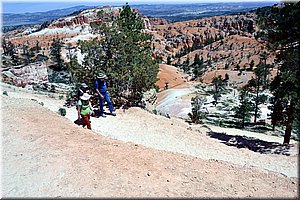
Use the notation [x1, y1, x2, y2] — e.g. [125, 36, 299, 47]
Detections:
[207, 130, 297, 156]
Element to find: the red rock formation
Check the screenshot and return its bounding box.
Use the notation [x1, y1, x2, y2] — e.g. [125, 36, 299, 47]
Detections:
[149, 18, 168, 25]
[49, 16, 89, 29]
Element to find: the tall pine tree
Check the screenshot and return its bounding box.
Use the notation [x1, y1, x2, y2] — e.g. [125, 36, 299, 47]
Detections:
[50, 38, 65, 70]
[70, 3, 158, 106]
[257, 2, 300, 143]
[234, 87, 254, 128]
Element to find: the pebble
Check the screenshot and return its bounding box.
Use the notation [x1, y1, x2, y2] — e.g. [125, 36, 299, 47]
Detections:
[147, 171, 151, 176]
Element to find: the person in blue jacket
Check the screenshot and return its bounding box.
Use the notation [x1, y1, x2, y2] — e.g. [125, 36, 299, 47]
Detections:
[94, 73, 116, 117]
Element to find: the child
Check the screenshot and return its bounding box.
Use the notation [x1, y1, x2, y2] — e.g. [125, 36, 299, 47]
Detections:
[77, 83, 90, 99]
[77, 93, 93, 129]
[76, 83, 90, 112]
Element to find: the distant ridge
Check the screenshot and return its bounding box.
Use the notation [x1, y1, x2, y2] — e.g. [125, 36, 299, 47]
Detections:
[133, 2, 279, 22]
[2, 2, 278, 28]
[3, 5, 96, 27]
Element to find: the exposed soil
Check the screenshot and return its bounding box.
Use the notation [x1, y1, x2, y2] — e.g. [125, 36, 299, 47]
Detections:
[1, 83, 299, 198]
[155, 64, 188, 90]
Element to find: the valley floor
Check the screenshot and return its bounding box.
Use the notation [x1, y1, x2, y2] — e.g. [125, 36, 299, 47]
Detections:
[1, 83, 298, 198]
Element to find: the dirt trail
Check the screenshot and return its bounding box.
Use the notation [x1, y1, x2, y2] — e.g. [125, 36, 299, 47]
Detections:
[1, 83, 299, 197]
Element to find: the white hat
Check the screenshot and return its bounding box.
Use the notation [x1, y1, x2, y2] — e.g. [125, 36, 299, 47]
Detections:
[80, 93, 91, 101]
[97, 73, 107, 79]
[81, 83, 88, 88]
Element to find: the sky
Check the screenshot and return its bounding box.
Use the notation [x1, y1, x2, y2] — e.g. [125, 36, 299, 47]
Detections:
[2, 0, 282, 14]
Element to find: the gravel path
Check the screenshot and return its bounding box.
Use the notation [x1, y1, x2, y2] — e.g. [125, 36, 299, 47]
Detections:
[2, 96, 298, 198]
[1, 83, 298, 179]
[79, 108, 298, 178]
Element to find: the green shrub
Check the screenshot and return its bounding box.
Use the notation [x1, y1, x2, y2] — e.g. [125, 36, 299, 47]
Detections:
[58, 108, 66, 116]
[50, 85, 56, 93]
[188, 95, 207, 123]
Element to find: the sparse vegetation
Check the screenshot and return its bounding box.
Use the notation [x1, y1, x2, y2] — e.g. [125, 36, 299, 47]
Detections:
[188, 95, 207, 124]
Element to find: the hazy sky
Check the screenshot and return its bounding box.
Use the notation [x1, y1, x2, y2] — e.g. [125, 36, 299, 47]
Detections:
[2, 0, 281, 14]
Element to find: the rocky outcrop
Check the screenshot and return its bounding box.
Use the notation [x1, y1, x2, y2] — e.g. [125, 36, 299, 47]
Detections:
[1, 62, 48, 87]
[149, 18, 168, 25]
[49, 16, 89, 28]
[150, 13, 257, 60]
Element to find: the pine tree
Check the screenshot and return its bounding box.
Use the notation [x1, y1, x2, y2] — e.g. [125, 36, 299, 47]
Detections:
[212, 75, 225, 105]
[3, 41, 21, 66]
[50, 38, 65, 70]
[224, 73, 229, 81]
[247, 63, 270, 123]
[234, 87, 254, 128]
[167, 55, 171, 65]
[188, 95, 206, 124]
[192, 54, 204, 79]
[182, 57, 190, 73]
[257, 2, 300, 143]
[267, 73, 286, 131]
[193, 53, 201, 66]
[259, 51, 271, 89]
[249, 60, 255, 71]
[70, 3, 159, 106]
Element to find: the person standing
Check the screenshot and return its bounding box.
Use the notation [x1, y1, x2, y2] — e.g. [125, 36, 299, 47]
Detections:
[94, 73, 116, 117]
[77, 93, 93, 129]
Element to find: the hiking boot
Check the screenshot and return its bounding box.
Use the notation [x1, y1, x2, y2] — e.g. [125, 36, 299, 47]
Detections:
[111, 112, 116, 116]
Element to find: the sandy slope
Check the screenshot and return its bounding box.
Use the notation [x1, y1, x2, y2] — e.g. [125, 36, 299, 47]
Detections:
[1, 83, 299, 198]
[155, 64, 187, 90]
